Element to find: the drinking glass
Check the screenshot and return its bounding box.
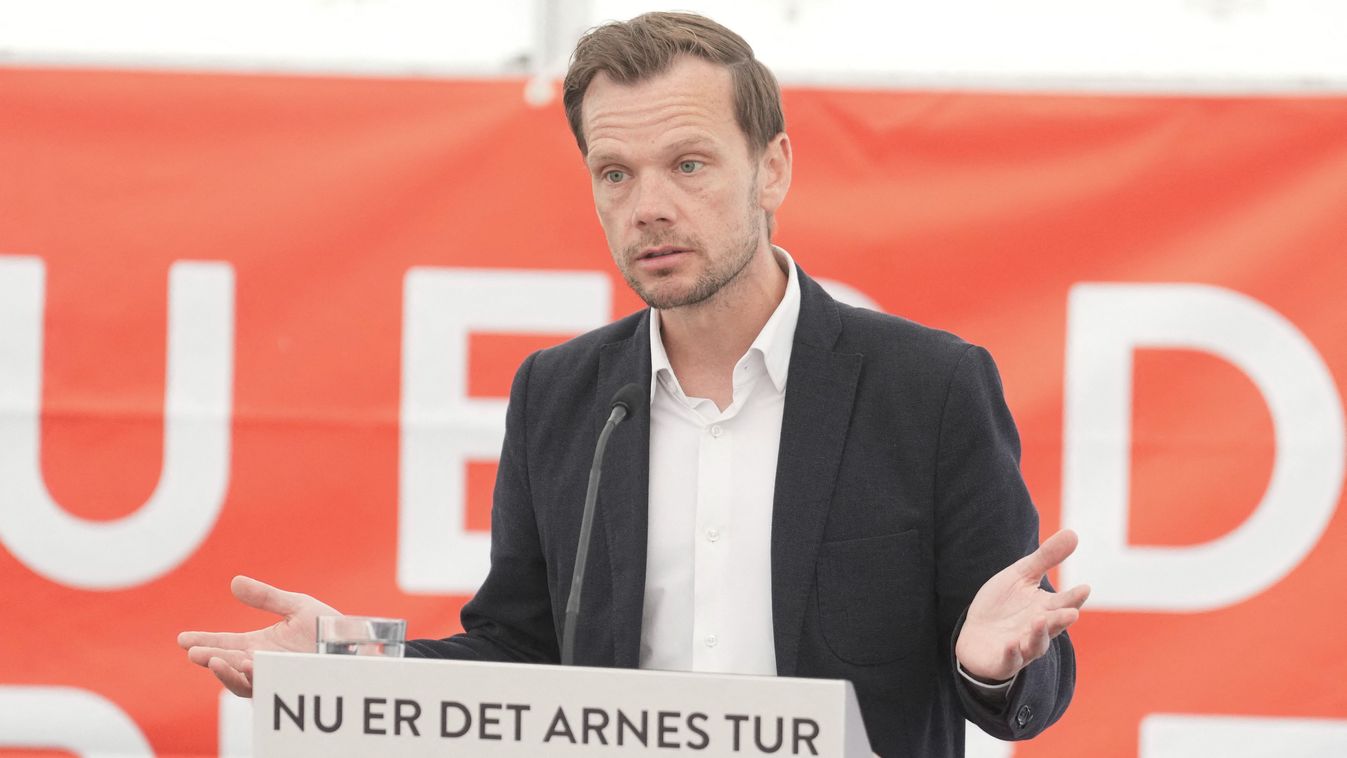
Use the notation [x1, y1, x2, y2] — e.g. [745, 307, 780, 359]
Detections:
[315, 615, 406, 657]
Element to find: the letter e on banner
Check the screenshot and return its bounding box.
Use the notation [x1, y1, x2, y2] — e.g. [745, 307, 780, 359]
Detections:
[399, 268, 611, 594]
[1061, 283, 1345, 611]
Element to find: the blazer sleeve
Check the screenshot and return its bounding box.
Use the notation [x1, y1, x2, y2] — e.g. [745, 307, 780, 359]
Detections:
[932, 345, 1076, 740]
[404, 351, 561, 664]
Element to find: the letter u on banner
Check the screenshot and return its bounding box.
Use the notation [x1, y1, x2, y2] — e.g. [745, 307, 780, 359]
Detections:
[1061, 283, 1345, 611]
[0, 255, 234, 590]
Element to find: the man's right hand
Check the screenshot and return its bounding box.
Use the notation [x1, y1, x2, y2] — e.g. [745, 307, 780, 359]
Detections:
[177, 575, 340, 698]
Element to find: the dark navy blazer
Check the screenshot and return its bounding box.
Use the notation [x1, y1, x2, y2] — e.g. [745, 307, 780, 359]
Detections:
[406, 266, 1076, 757]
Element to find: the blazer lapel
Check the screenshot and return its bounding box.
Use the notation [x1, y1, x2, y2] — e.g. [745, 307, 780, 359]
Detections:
[595, 310, 653, 668]
[772, 271, 862, 676]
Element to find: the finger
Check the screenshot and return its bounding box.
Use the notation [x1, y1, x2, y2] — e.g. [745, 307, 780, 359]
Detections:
[1044, 583, 1091, 611]
[1044, 607, 1081, 638]
[231, 575, 307, 616]
[209, 657, 254, 698]
[178, 630, 257, 651]
[1014, 529, 1079, 580]
[188, 646, 252, 671]
[1020, 616, 1051, 662]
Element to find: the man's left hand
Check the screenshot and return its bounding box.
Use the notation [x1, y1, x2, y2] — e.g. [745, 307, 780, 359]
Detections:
[954, 529, 1090, 684]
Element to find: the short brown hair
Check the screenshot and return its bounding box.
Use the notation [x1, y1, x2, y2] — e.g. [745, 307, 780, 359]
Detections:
[562, 12, 785, 156]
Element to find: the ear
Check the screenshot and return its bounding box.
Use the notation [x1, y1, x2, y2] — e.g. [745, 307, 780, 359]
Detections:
[757, 132, 793, 214]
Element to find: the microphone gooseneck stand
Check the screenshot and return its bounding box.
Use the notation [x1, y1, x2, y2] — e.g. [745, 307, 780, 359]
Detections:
[560, 383, 644, 666]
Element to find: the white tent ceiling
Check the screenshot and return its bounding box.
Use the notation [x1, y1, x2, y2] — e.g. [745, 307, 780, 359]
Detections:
[1, 0, 1344, 94]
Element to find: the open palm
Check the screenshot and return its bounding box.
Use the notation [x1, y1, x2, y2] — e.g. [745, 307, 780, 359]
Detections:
[177, 575, 340, 697]
[954, 529, 1090, 683]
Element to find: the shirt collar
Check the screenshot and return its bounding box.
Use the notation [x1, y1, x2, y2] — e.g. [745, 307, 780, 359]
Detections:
[648, 246, 801, 402]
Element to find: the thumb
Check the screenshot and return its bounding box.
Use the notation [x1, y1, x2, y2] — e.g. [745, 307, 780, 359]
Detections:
[231, 575, 307, 617]
[1014, 529, 1078, 582]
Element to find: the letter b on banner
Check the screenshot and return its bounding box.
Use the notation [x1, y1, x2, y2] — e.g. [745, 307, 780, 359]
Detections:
[1062, 283, 1344, 611]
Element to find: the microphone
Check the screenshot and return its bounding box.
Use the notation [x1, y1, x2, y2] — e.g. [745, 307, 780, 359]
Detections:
[560, 383, 645, 666]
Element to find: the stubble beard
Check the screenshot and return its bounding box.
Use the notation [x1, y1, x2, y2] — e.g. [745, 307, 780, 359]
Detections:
[618, 189, 764, 312]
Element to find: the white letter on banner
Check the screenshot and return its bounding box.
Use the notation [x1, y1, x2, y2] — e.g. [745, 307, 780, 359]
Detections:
[219, 689, 253, 757]
[0, 685, 153, 756]
[1141, 714, 1347, 757]
[965, 722, 1014, 758]
[1061, 283, 1345, 611]
[815, 278, 882, 311]
[0, 256, 234, 590]
[399, 268, 610, 594]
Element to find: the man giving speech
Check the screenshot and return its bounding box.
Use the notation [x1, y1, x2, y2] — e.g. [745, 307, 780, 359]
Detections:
[180, 12, 1089, 756]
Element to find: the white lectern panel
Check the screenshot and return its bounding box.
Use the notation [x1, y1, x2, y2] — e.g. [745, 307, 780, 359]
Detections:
[253, 652, 872, 756]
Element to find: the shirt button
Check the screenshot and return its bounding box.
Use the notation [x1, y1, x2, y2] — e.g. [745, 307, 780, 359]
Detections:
[706, 528, 720, 542]
[704, 634, 718, 648]
[710, 425, 723, 438]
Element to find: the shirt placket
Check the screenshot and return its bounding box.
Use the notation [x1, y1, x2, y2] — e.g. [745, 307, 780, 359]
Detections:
[692, 415, 732, 671]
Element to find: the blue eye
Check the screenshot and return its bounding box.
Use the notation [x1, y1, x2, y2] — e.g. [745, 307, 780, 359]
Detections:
[678, 160, 703, 174]
[604, 170, 627, 183]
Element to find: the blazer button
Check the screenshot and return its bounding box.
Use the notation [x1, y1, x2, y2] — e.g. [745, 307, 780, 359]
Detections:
[1015, 705, 1034, 728]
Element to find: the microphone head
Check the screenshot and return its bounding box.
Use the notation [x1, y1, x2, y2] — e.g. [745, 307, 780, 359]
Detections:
[610, 383, 646, 418]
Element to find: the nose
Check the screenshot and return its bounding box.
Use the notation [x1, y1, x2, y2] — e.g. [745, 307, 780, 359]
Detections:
[631, 172, 676, 229]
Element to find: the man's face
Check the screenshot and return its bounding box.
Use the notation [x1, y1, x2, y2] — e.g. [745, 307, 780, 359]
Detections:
[581, 56, 789, 310]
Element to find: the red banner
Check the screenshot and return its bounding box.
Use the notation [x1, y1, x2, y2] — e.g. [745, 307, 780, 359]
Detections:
[1, 67, 1345, 756]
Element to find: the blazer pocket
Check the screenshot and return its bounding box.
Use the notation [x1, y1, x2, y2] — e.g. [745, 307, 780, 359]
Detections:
[816, 528, 928, 666]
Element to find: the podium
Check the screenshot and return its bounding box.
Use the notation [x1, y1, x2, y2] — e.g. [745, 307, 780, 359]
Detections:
[253, 651, 872, 756]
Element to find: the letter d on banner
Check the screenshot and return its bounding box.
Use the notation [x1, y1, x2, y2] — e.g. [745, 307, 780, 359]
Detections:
[1061, 283, 1344, 611]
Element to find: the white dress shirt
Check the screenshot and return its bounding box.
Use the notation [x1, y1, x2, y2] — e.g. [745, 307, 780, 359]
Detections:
[638, 247, 800, 675]
[635, 248, 1015, 699]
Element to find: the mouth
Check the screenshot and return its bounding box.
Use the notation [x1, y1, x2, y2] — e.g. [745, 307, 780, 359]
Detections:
[637, 246, 691, 261]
